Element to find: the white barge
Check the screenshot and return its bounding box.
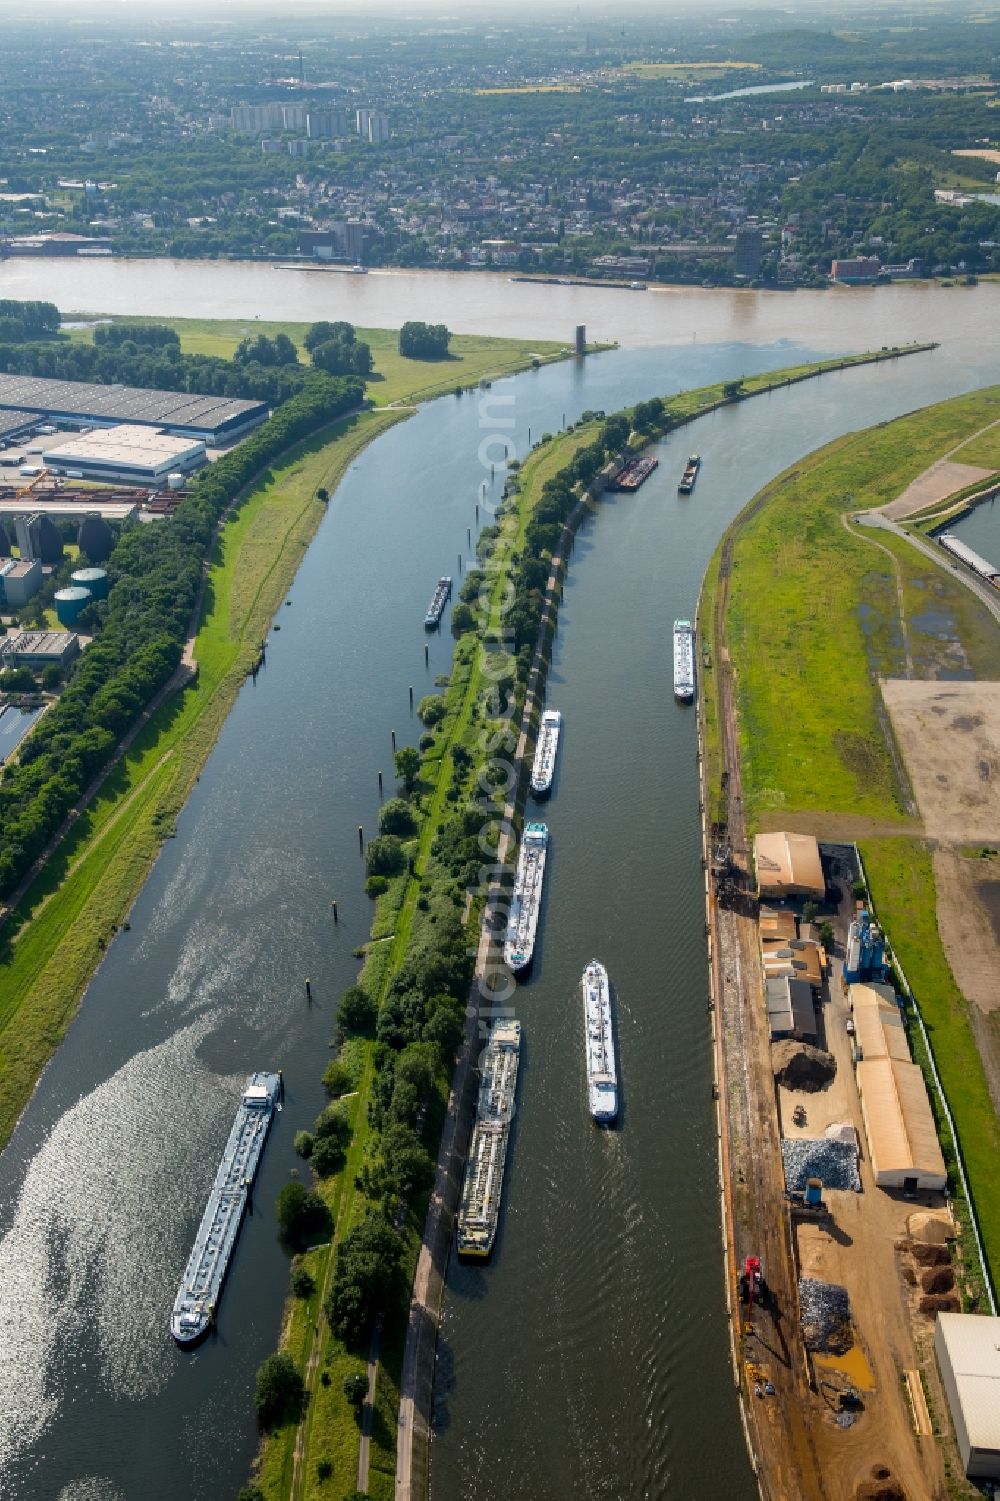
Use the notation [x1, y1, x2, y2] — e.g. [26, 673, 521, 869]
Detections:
[529, 709, 562, 798]
[582, 960, 618, 1123]
[673, 618, 695, 702]
[503, 822, 548, 975]
[170, 1072, 281, 1346]
[456, 1019, 521, 1260]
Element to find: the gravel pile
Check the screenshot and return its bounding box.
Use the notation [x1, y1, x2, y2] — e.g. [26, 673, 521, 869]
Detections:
[782, 1136, 861, 1193]
[799, 1277, 853, 1354]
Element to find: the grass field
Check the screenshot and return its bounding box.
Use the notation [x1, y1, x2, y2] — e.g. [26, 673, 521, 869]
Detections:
[68, 317, 572, 407]
[951, 417, 1000, 468]
[704, 383, 1000, 1291]
[622, 60, 761, 80]
[721, 385, 1000, 826]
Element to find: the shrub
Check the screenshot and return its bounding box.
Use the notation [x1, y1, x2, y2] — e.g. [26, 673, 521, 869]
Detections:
[294, 1130, 315, 1159]
[344, 1372, 369, 1409]
[365, 875, 389, 898]
[312, 1134, 347, 1178]
[317, 1458, 333, 1481]
[291, 1265, 315, 1299]
[254, 1353, 304, 1428]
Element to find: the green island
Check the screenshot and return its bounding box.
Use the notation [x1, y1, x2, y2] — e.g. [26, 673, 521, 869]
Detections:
[699, 385, 1000, 1291]
[0, 320, 577, 1154]
[245, 342, 938, 1501]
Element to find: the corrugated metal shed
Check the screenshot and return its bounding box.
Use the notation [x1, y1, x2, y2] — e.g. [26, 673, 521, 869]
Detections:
[850, 982, 910, 1062]
[934, 1313, 1000, 1477]
[856, 1057, 946, 1190]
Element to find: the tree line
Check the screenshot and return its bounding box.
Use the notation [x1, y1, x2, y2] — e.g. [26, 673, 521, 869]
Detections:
[0, 370, 363, 898]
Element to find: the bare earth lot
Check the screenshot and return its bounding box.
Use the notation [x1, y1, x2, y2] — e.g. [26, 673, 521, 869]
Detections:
[881, 460, 994, 520]
[881, 679, 1000, 841]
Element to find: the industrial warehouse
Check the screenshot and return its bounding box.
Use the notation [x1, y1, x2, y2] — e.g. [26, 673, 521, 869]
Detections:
[43, 426, 206, 486]
[0, 373, 268, 445]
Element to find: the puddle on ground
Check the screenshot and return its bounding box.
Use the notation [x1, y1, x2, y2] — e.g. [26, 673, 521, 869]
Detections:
[813, 1344, 876, 1390]
[974, 879, 1000, 946]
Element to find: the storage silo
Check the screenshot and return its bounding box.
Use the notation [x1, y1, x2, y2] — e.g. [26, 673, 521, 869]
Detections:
[70, 566, 110, 601]
[77, 511, 114, 563]
[54, 586, 92, 628]
[37, 515, 65, 565]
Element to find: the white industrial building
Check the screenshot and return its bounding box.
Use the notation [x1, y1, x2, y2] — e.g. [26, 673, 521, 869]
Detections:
[43, 426, 206, 486]
[850, 983, 947, 1192]
[934, 1313, 1000, 1478]
[0, 558, 42, 609]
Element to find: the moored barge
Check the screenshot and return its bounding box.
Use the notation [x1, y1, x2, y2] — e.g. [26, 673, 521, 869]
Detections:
[456, 1019, 522, 1260]
[424, 576, 452, 629]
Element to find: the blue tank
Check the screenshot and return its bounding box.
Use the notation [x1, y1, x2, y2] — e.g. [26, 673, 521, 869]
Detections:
[54, 586, 92, 627]
[70, 566, 110, 601]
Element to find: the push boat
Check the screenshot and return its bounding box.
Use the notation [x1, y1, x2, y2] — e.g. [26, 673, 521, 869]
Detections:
[678, 454, 701, 494]
[582, 960, 618, 1123]
[456, 1019, 522, 1259]
[170, 1071, 281, 1346]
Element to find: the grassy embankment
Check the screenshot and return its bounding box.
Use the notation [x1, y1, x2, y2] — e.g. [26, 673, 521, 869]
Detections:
[258, 346, 934, 1501]
[69, 317, 577, 407]
[698, 383, 1000, 1289]
[0, 406, 404, 1150]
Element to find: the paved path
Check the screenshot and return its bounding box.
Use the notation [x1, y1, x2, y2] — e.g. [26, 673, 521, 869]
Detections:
[356, 1319, 382, 1491]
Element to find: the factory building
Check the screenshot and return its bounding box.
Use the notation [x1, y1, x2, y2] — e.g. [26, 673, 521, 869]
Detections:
[0, 374, 268, 445]
[849, 983, 947, 1192]
[934, 1313, 1000, 1479]
[754, 831, 825, 901]
[0, 629, 80, 670]
[0, 409, 38, 445]
[44, 426, 206, 486]
[0, 557, 42, 609]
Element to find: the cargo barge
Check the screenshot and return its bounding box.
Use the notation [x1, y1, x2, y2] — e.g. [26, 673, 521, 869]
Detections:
[503, 822, 548, 975]
[529, 709, 562, 798]
[456, 1019, 522, 1260]
[582, 960, 618, 1124]
[424, 576, 452, 629]
[612, 454, 659, 492]
[170, 1071, 281, 1346]
[678, 454, 701, 494]
[673, 619, 695, 702]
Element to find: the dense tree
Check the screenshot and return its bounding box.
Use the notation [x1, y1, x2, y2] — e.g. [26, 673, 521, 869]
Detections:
[324, 1215, 405, 1348]
[398, 321, 450, 359]
[377, 797, 417, 837]
[275, 1180, 330, 1249]
[343, 1372, 368, 1410]
[393, 745, 421, 793]
[365, 834, 406, 878]
[337, 984, 377, 1037]
[254, 1354, 304, 1429]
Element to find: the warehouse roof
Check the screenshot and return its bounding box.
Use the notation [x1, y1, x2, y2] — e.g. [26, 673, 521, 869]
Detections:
[44, 426, 204, 468]
[0, 373, 266, 437]
[856, 1057, 947, 1187]
[850, 983, 909, 1061]
[754, 832, 825, 899]
[0, 408, 37, 440]
[759, 907, 798, 941]
[763, 938, 824, 988]
[766, 975, 816, 1038]
[936, 1313, 1000, 1454]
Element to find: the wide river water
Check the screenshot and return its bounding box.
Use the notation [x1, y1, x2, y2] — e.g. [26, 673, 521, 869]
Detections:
[0, 263, 998, 1501]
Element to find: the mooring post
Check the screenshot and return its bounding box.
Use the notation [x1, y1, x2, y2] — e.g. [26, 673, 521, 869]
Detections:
[331, 900, 338, 922]
[305, 977, 312, 1001]
[378, 770, 383, 795]
[358, 824, 364, 849]
[391, 729, 396, 751]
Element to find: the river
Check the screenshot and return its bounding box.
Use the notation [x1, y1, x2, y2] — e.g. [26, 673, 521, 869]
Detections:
[0, 268, 998, 1500]
[3, 255, 1000, 354]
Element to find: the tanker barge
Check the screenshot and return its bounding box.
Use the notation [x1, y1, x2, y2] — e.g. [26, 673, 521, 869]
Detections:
[678, 454, 701, 494]
[582, 960, 618, 1124]
[673, 619, 695, 702]
[612, 454, 659, 492]
[170, 1071, 281, 1346]
[530, 709, 562, 798]
[424, 576, 452, 629]
[456, 1019, 522, 1260]
[503, 822, 549, 975]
